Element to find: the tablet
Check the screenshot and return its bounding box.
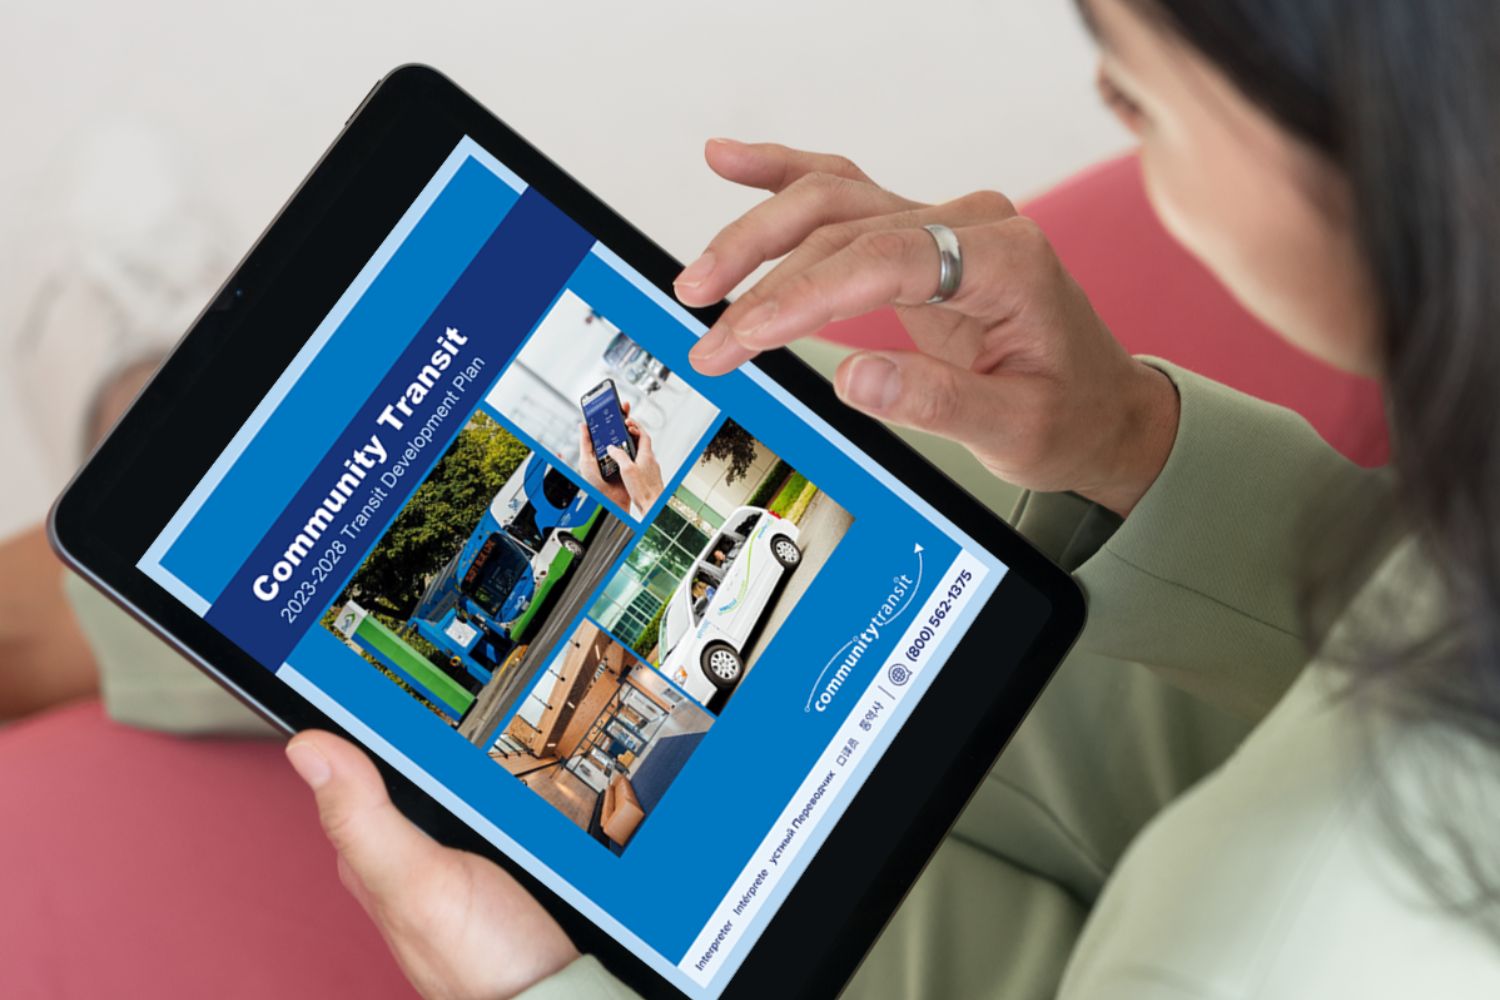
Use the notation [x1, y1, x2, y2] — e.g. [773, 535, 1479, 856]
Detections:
[50, 65, 1084, 1000]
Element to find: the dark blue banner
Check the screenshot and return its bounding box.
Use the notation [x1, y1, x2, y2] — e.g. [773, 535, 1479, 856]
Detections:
[206, 188, 593, 668]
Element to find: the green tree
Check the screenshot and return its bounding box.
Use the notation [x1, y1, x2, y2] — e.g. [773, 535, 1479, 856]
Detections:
[342, 412, 530, 618]
[699, 418, 759, 484]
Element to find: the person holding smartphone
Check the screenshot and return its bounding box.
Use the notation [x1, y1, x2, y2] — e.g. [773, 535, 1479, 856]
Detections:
[577, 395, 665, 518]
[278, 1, 1500, 997]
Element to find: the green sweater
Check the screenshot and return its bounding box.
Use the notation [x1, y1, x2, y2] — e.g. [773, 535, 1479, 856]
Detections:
[512, 361, 1499, 998]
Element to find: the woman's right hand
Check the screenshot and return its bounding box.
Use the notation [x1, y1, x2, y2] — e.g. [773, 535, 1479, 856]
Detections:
[677, 140, 1179, 518]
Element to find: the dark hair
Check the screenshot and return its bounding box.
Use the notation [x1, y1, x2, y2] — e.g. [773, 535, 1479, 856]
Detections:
[1095, 0, 1500, 937]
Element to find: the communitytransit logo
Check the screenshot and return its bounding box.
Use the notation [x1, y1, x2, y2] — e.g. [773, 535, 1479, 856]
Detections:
[803, 544, 924, 713]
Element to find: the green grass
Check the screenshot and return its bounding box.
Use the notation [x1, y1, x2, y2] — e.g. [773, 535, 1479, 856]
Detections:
[783, 482, 820, 524]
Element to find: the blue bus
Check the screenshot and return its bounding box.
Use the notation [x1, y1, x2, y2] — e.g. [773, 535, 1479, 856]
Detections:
[408, 453, 601, 684]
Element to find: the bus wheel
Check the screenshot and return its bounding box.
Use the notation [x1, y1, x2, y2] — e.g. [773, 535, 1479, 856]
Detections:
[560, 534, 585, 556]
[701, 643, 743, 689]
[771, 535, 802, 568]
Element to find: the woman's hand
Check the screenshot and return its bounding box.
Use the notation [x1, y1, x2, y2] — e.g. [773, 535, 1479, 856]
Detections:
[286, 731, 579, 1000]
[578, 401, 665, 516]
[610, 422, 664, 517]
[677, 140, 1178, 518]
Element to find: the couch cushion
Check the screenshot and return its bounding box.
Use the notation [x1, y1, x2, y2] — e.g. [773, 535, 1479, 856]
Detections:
[0, 700, 413, 999]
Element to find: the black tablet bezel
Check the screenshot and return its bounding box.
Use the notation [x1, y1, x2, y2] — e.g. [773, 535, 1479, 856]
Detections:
[50, 65, 1085, 1000]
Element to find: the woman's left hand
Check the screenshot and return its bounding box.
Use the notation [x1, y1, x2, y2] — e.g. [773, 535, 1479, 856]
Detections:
[286, 731, 580, 999]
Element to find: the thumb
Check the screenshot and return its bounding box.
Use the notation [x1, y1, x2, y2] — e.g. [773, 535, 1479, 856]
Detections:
[834, 350, 1012, 448]
[632, 426, 654, 462]
[286, 731, 436, 902]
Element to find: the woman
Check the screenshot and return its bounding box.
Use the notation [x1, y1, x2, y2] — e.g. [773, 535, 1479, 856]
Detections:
[283, 0, 1500, 996]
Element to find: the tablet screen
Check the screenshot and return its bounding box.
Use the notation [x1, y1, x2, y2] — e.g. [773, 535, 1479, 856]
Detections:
[138, 137, 1008, 997]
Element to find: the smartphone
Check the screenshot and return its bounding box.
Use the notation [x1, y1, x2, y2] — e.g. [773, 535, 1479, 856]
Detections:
[581, 378, 636, 479]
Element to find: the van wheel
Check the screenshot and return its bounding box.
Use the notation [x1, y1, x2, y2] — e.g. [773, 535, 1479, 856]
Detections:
[771, 535, 802, 568]
[560, 534, 585, 556]
[701, 643, 743, 689]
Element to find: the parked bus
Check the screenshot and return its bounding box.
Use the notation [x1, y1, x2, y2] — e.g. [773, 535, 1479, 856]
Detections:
[408, 453, 601, 683]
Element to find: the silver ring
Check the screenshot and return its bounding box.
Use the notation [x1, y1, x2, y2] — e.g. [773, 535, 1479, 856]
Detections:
[923, 223, 963, 304]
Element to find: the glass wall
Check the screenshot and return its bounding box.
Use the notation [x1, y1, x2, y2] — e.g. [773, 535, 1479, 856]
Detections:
[591, 496, 711, 646]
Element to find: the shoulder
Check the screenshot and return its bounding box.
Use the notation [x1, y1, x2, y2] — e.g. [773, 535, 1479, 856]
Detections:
[1060, 666, 1500, 999]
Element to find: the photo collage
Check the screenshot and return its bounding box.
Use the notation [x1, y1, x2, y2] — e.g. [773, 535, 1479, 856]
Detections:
[323, 287, 853, 853]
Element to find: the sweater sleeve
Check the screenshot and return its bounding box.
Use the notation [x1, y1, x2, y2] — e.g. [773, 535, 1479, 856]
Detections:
[511, 955, 644, 1000]
[1011, 359, 1396, 720]
[63, 571, 276, 736]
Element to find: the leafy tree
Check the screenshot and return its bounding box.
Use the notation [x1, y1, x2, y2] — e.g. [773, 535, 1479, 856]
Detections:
[342, 412, 530, 618]
[699, 418, 759, 484]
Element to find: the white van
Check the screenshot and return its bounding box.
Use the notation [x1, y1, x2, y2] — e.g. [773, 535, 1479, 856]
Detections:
[656, 506, 802, 707]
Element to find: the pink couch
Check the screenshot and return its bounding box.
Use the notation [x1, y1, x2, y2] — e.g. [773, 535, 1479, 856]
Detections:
[0, 156, 1386, 999]
[0, 699, 411, 998]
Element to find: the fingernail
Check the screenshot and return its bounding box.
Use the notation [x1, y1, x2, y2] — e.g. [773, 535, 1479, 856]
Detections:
[689, 325, 730, 364]
[675, 250, 716, 290]
[733, 301, 778, 345]
[842, 355, 901, 412]
[707, 137, 734, 146]
[287, 740, 332, 790]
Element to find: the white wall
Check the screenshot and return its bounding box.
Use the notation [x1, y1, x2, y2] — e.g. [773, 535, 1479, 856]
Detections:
[678, 437, 776, 526]
[0, 0, 1130, 537]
